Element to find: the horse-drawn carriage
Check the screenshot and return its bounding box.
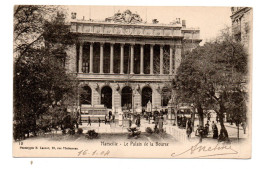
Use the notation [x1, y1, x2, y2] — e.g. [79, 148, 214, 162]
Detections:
[80, 105, 108, 123]
[176, 106, 195, 129]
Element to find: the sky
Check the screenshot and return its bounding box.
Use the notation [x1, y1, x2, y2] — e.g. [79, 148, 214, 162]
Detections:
[67, 6, 232, 44]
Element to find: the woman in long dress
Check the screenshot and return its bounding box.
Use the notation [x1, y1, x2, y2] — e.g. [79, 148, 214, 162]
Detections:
[213, 125, 218, 139]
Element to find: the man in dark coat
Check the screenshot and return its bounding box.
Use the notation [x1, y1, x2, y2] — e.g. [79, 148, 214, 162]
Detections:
[105, 115, 107, 125]
[98, 117, 101, 127]
[212, 121, 218, 139]
[109, 111, 112, 120]
[87, 116, 91, 126]
[186, 119, 192, 138]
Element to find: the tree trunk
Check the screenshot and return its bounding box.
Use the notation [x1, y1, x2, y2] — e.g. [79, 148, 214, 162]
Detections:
[218, 103, 230, 142]
[197, 103, 204, 127]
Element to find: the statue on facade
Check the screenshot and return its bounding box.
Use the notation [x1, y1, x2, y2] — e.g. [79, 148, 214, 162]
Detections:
[105, 9, 143, 24]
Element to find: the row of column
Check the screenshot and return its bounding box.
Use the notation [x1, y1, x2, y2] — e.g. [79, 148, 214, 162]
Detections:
[78, 42, 181, 75]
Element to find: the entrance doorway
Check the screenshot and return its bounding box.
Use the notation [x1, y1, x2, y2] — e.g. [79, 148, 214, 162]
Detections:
[142, 87, 152, 107]
[121, 86, 132, 110]
[101, 86, 112, 108]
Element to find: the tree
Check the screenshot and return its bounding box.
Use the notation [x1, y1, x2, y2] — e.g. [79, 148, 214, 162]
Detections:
[13, 5, 78, 140]
[175, 28, 248, 142]
[14, 5, 59, 59]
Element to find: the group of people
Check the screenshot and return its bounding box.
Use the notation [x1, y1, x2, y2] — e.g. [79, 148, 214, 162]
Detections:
[177, 115, 188, 128]
[154, 115, 164, 132]
[194, 121, 219, 142]
[104, 111, 115, 125]
[128, 114, 141, 128]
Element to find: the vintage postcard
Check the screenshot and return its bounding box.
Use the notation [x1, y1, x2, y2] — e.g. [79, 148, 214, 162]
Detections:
[13, 5, 252, 158]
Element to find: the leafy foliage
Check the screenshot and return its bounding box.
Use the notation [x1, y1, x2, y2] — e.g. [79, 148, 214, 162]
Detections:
[86, 130, 99, 139]
[13, 5, 78, 140]
[77, 128, 83, 135]
[175, 28, 249, 141]
[145, 127, 153, 134]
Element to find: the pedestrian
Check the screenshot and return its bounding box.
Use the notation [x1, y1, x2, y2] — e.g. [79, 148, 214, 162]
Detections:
[155, 116, 159, 126]
[211, 121, 216, 131]
[182, 115, 187, 128]
[98, 117, 101, 127]
[109, 111, 112, 120]
[179, 116, 183, 127]
[112, 114, 115, 123]
[105, 115, 107, 125]
[241, 121, 246, 134]
[177, 116, 180, 127]
[207, 113, 211, 121]
[186, 119, 192, 138]
[87, 116, 91, 126]
[135, 116, 140, 127]
[212, 122, 218, 139]
[205, 121, 210, 135]
[197, 125, 204, 143]
[159, 116, 164, 132]
[129, 119, 132, 128]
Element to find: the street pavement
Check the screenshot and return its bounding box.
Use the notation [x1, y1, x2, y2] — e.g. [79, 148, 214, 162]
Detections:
[79, 117, 249, 143]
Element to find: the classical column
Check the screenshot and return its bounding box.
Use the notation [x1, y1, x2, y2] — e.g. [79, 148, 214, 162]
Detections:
[89, 42, 94, 74]
[150, 44, 154, 74]
[140, 44, 144, 74]
[78, 43, 83, 73]
[169, 45, 173, 75]
[174, 44, 182, 74]
[160, 44, 164, 75]
[110, 43, 114, 74]
[100, 42, 104, 74]
[130, 44, 134, 74]
[78, 42, 83, 73]
[120, 43, 124, 74]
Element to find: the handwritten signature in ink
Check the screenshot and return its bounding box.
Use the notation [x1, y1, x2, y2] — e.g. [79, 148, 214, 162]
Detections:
[171, 142, 238, 158]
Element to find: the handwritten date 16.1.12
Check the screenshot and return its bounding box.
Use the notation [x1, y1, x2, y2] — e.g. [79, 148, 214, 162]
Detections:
[77, 149, 110, 157]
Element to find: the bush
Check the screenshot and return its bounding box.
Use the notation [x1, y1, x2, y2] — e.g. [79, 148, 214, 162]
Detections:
[154, 126, 160, 134]
[127, 127, 141, 139]
[13, 123, 26, 141]
[145, 127, 153, 134]
[86, 130, 99, 139]
[62, 129, 66, 135]
[68, 128, 75, 135]
[77, 128, 83, 135]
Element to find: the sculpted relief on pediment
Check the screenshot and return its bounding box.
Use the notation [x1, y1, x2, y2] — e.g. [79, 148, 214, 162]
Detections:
[105, 9, 143, 24]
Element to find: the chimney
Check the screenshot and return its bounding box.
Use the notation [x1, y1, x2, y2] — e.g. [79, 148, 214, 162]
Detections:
[182, 20, 186, 28]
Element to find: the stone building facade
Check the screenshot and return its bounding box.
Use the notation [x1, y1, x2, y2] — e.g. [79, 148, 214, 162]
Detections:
[230, 7, 253, 49]
[65, 10, 201, 114]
